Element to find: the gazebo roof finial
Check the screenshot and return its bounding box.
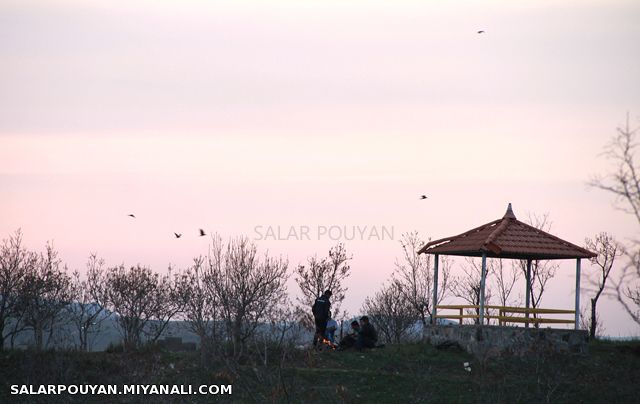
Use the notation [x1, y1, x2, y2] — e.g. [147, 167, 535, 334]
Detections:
[504, 203, 516, 219]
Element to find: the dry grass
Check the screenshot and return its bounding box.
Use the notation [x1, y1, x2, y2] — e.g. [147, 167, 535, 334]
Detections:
[1, 339, 639, 403]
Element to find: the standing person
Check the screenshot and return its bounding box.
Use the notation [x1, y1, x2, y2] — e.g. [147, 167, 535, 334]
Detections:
[356, 316, 378, 351]
[312, 290, 332, 346]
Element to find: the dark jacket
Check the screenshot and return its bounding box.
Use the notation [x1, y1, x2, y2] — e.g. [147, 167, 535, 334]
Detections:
[312, 294, 331, 319]
[360, 323, 378, 343]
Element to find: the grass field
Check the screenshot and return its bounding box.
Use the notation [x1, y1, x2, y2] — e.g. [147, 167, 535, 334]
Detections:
[1, 339, 639, 403]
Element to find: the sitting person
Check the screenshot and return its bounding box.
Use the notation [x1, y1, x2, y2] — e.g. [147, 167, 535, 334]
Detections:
[337, 320, 360, 350]
[325, 315, 338, 344]
[356, 316, 378, 350]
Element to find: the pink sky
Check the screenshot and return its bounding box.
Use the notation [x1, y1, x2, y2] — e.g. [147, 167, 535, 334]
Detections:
[1, 0, 640, 336]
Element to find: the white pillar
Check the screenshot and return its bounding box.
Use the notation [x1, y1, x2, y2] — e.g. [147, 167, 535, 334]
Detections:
[432, 254, 439, 325]
[479, 252, 487, 325]
[575, 258, 581, 330]
[525, 259, 532, 329]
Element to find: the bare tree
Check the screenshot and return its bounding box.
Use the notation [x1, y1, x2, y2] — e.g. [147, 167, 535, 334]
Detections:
[0, 230, 37, 351]
[21, 244, 72, 350]
[516, 213, 559, 313]
[583, 232, 621, 339]
[492, 258, 521, 307]
[250, 299, 299, 366]
[591, 114, 640, 327]
[393, 232, 451, 326]
[590, 114, 640, 223]
[294, 243, 351, 326]
[209, 236, 289, 357]
[105, 264, 181, 350]
[175, 255, 219, 352]
[580, 306, 605, 338]
[361, 280, 416, 343]
[452, 258, 493, 324]
[146, 267, 185, 344]
[67, 254, 110, 351]
[610, 249, 640, 325]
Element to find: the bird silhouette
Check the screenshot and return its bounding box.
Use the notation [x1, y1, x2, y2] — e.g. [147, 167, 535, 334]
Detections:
[199, 229, 206, 237]
[128, 214, 136, 218]
[477, 30, 485, 34]
[420, 195, 428, 200]
[174, 233, 182, 238]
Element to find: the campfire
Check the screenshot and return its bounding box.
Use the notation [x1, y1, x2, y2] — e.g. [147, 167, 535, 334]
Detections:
[317, 337, 337, 351]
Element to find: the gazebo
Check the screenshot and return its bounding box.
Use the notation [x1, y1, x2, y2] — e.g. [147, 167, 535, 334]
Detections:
[418, 203, 597, 329]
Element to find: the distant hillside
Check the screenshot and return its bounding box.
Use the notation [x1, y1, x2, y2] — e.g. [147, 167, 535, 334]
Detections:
[6, 316, 460, 351]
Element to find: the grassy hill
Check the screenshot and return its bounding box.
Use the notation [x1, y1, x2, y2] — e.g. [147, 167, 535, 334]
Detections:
[1, 340, 639, 403]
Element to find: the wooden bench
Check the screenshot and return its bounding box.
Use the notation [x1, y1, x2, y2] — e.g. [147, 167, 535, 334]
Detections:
[435, 305, 575, 326]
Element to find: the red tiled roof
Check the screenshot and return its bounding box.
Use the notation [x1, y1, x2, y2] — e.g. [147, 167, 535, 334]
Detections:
[417, 204, 597, 260]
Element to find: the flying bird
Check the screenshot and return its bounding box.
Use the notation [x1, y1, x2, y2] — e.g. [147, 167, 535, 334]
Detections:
[420, 195, 428, 200]
[174, 233, 182, 239]
[199, 229, 206, 237]
[127, 214, 136, 218]
[477, 30, 485, 34]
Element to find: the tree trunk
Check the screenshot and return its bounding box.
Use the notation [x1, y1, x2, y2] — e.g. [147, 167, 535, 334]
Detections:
[34, 326, 43, 351]
[232, 318, 243, 356]
[0, 318, 5, 351]
[590, 297, 597, 339]
[81, 327, 88, 351]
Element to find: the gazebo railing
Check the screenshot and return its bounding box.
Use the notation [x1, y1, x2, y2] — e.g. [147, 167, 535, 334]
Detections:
[435, 304, 575, 326]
